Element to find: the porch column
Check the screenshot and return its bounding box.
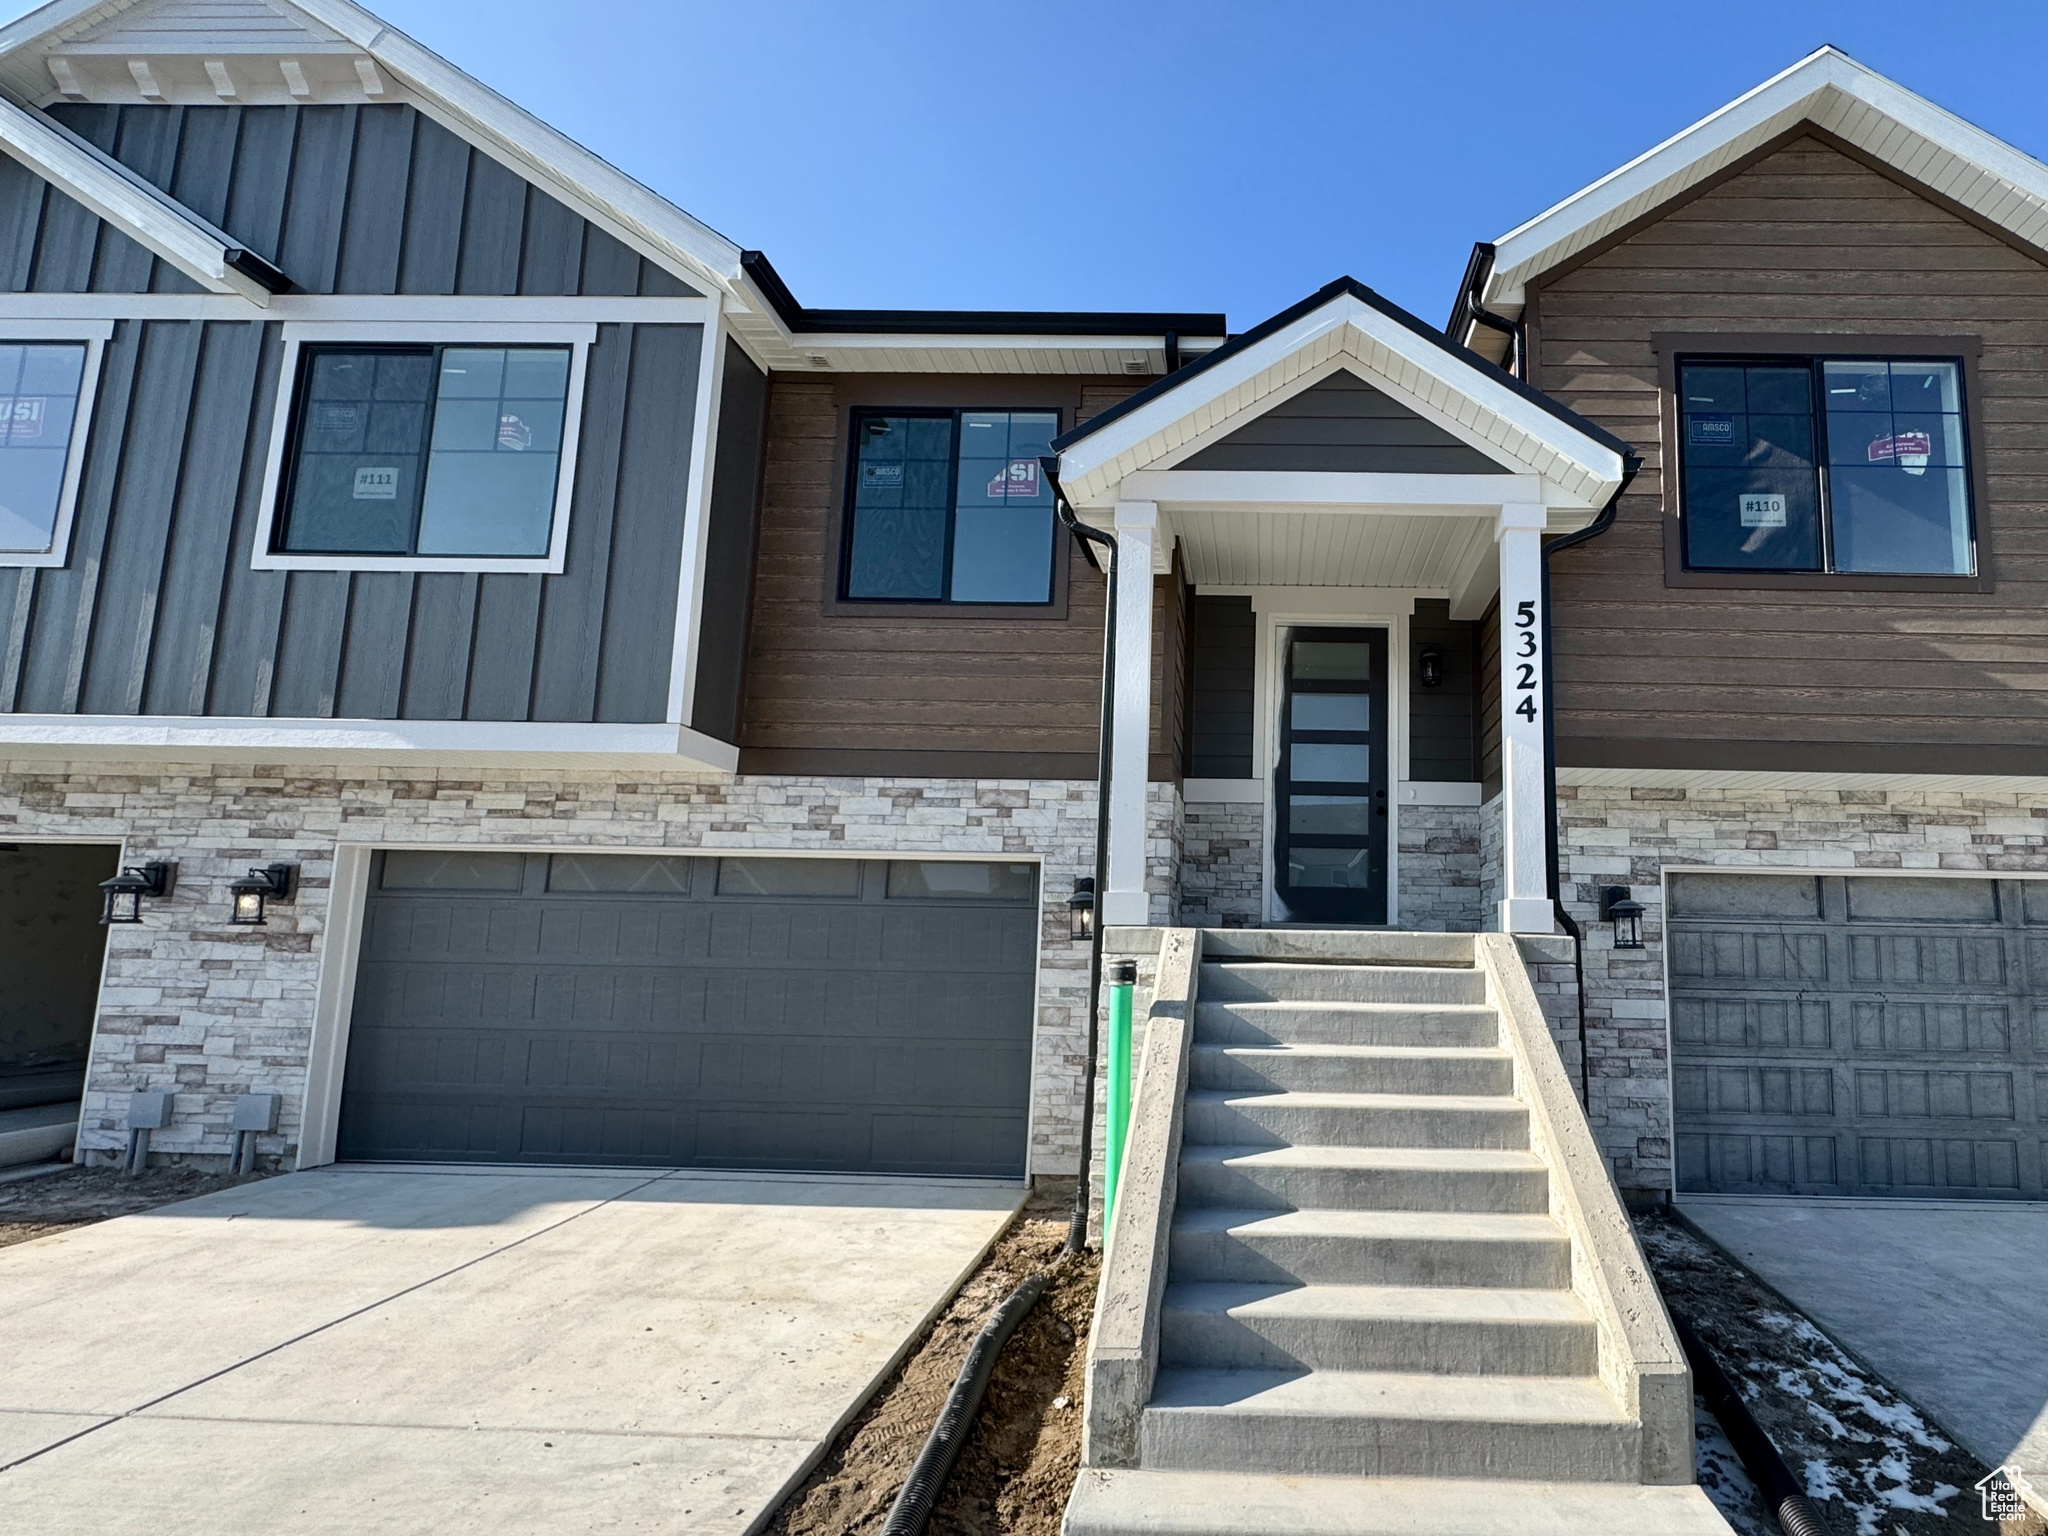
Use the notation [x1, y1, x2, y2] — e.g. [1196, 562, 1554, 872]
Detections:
[1496, 501, 1553, 934]
[1104, 500, 1157, 927]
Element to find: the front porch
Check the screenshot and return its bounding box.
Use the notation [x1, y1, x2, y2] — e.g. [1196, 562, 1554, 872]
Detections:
[1050, 278, 1635, 937]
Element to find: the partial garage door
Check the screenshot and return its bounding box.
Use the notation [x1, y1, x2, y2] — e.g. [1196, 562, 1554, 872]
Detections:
[1670, 873, 2046, 1198]
[337, 850, 1038, 1176]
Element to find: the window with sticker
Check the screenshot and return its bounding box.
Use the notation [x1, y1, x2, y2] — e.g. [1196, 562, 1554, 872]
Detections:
[273, 344, 572, 559]
[840, 408, 1060, 604]
[1677, 355, 1973, 575]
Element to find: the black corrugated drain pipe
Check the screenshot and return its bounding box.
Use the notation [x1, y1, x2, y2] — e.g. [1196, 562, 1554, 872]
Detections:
[1674, 1313, 1833, 1536]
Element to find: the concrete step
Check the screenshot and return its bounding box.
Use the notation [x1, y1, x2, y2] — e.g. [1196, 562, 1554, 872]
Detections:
[1192, 1044, 1514, 1097]
[1140, 1367, 1639, 1481]
[1064, 1468, 1737, 1536]
[1184, 1090, 1529, 1152]
[1160, 1282, 1597, 1375]
[1201, 963, 1488, 1007]
[1177, 1144, 1551, 1215]
[1198, 930, 1477, 968]
[1169, 1208, 1572, 1288]
[1196, 1002, 1499, 1049]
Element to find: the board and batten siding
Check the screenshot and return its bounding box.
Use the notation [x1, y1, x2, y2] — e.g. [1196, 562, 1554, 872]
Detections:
[738, 376, 1189, 780]
[1532, 132, 2048, 774]
[0, 104, 703, 724]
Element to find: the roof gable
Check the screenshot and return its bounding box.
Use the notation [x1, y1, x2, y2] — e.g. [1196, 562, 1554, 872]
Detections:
[1054, 278, 1630, 510]
[1178, 370, 1510, 476]
[1470, 47, 2048, 329]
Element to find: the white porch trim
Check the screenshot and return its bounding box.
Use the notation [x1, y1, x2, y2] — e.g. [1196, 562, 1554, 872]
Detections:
[1495, 501, 1552, 934]
[1104, 500, 1158, 926]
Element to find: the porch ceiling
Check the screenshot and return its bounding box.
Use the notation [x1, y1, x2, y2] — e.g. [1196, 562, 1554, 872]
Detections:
[1170, 508, 1492, 588]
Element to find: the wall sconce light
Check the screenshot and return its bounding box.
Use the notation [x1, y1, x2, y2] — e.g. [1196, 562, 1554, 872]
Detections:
[1418, 646, 1445, 688]
[1601, 885, 1645, 949]
[99, 862, 176, 925]
[228, 863, 298, 926]
[1069, 876, 1095, 943]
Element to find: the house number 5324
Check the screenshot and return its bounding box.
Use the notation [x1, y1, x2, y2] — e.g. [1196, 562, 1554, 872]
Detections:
[1513, 600, 1540, 722]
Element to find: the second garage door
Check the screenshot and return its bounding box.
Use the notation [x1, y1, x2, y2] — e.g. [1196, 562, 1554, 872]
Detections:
[1669, 873, 2047, 1198]
[337, 850, 1039, 1177]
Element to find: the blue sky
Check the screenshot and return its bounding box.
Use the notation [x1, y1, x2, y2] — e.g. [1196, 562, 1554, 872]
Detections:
[9, 0, 2048, 329]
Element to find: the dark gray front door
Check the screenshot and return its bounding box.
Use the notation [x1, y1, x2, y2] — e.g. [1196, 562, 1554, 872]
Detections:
[1274, 627, 1389, 924]
[338, 851, 1038, 1176]
[1669, 873, 2046, 1198]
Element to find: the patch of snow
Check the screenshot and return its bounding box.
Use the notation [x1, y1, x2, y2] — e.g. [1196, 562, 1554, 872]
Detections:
[1695, 1397, 1774, 1536]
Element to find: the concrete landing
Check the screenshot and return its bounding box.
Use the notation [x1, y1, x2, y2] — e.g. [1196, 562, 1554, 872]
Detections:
[0, 1102, 77, 1168]
[0, 1164, 1020, 1535]
[1681, 1195, 2048, 1499]
[1065, 1468, 1735, 1535]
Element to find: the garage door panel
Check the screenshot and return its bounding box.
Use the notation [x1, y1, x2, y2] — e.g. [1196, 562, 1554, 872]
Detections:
[1670, 872, 2045, 1199]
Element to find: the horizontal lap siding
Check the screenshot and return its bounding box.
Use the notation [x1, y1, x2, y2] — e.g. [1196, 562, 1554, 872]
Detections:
[0, 105, 700, 723]
[738, 377, 1163, 777]
[1535, 135, 2048, 761]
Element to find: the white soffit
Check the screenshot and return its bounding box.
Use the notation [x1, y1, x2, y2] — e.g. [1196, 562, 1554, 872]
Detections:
[1481, 46, 2048, 314]
[1056, 291, 1627, 510]
[1171, 508, 1493, 589]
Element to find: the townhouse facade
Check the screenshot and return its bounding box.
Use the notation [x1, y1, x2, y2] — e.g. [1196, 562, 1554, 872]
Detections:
[0, 1, 2040, 1210]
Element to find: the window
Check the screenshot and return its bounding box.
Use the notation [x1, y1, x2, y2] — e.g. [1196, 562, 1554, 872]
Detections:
[1677, 356, 1974, 576]
[253, 323, 593, 573]
[841, 408, 1060, 604]
[0, 326, 109, 568]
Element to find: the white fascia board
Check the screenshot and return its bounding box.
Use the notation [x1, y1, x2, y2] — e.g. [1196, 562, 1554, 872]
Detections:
[1122, 469, 1544, 512]
[0, 714, 741, 773]
[1058, 293, 1625, 509]
[1486, 47, 2048, 308]
[284, 0, 746, 301]
[0, 92, 270, 304]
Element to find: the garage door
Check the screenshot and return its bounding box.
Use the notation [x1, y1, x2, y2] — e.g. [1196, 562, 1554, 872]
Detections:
[1670, 873, 2046, 1198]
[337, 850, 1038, 1176]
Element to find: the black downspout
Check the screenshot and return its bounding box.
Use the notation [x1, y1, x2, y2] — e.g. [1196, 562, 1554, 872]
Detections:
[1540, 457, 1641, 1105]
[1456, 243, 1525, 379]
[1042, 457, 1118, 1255]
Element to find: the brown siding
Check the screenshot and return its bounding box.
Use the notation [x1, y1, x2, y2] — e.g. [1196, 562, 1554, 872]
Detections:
[1534, 132, 2048, 772]
[738, 374, 1166, 778]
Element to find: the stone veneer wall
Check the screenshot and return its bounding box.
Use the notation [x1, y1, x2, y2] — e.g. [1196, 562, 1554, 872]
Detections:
[1478, 793, 1505, 932]
[0, 761, 1189, 1178]
[1396, 803, 1485, 931]
[1557, 781, 2048, 1198]
[1180, 798, 1263, 925]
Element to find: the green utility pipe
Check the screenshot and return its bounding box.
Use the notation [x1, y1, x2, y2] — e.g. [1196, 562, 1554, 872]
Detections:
[1103, 959, 1138, 1247]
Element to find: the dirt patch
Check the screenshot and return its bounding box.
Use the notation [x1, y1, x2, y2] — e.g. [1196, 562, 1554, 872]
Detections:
[1637, 1210, 2045, 1536]
[768, 1179, 1096, 1536]
[0, 1165, 274, 1251]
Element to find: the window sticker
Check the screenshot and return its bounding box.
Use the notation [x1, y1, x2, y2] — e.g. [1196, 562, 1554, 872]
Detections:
[1739, 493, 1786, 528]
[863, 463, 904, 488]
[0, 396, 45, 440]
[1866, 429, 1931, 474]
[496, 413, 532, 451]
[1688, 415, 1736, 446]
[984, 458, 1040, 499]
[353, 466, 400, 500]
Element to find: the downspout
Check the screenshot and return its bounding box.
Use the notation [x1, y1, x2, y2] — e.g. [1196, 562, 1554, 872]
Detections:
[1041, 456, 1118, 1255]
[1540, 456, 1641, 1104]
[1456, 242, 1525, 379]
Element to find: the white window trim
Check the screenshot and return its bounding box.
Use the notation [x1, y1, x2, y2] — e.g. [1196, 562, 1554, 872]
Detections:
[0, 317, 114, 569]
[251, 320, 599, 575]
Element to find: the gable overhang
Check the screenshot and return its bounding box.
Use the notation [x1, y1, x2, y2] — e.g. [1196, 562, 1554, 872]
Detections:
[0, 91, 285, 303]
[1054, 281, 1629, 512]
[1466, 46, 2048, 337]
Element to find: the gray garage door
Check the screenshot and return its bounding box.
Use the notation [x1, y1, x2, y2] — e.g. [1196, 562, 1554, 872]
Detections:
[337, 850, 1038, 1176]
[1670, 873, 2047, 1198]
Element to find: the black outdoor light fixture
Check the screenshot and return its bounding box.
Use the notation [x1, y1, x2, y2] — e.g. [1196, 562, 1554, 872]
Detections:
[1069, 876, 1095, 943]
[228, 863, 298, 926]
[98, 862, 175, 925]
[1601, 885, 1645, 949]
[1418, 645, 1445, 688]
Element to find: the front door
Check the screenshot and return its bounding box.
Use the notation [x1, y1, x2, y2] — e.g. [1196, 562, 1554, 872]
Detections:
[1275, 627, 1389, 923]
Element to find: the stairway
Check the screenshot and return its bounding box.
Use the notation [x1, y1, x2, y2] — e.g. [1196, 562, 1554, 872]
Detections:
[1065, 933, 1730, 1536]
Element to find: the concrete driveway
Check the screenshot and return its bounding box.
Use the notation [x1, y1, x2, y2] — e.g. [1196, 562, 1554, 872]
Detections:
[0, 1165, 1021, 1534]
[1682, 1195, 2048, 1510]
